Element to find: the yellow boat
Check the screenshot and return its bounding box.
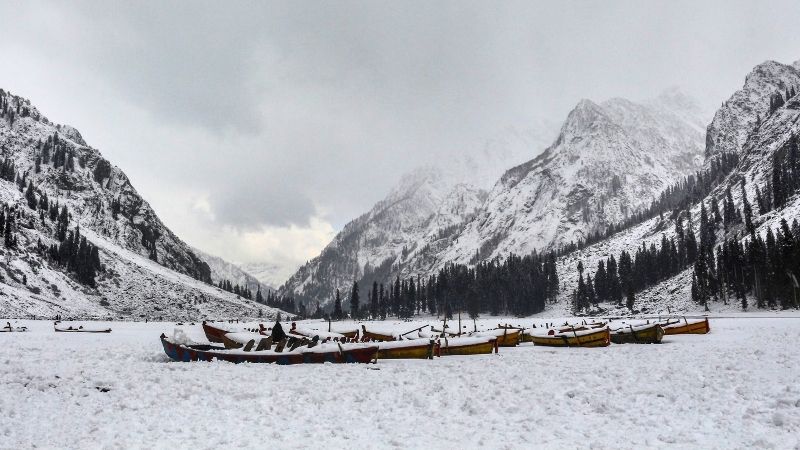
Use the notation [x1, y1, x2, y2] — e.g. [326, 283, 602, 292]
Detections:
[472, 328, 521, 347]
[438, 337, 496, 356]
[661, 317, 710, 335]
[530, 327, 610, 348]
[375, 340, 436, 359]
[610, 323, 664, 344]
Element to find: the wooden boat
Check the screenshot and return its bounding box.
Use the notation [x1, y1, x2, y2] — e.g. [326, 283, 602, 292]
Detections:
[361, 325, 396, 342]
[530, 327, 610, 348]
[661, 317, 710, 335]
[54, 322, 111, 333]
[202, 321, 248, 343]
[375, 339, 436, 359]
[438, 336, 496, 356]
[160, 334, 378, 364]
[610, 323, 664, 344]
[472, 328, 521, 347]
[1, 323, 28, 332]
[331, 327, 360, 339]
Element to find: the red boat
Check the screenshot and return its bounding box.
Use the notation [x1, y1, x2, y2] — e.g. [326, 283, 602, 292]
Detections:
[160, 334, 378, 364]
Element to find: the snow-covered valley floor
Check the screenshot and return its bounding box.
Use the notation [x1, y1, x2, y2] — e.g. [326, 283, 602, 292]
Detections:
[2, 318, 799, 449]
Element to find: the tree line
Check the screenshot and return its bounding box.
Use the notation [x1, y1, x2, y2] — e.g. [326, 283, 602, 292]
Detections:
[330, 251, 559, 320]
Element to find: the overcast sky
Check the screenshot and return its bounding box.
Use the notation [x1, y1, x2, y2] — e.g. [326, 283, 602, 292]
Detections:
[1, 1, 799, 282]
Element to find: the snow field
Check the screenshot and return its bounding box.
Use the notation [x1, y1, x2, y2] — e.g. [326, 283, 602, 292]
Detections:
[1, 318, 799, 449]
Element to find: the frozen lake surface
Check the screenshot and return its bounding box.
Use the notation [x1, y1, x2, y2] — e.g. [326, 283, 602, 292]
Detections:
[2, 317, 799, 449]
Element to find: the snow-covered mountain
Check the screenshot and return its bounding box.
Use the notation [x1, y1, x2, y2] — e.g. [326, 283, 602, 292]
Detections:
[0, 89, 284, 320]
[422, 94, 706, 268]
[282, 92, 706, 307]
[239, 262, 285, 289]
[551, 59, 800, 315]
[192, 247, 275, 294]
[280, 123, 558, 306]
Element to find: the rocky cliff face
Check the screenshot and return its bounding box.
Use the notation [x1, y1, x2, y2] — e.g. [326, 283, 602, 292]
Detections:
[705, 61, 800, 159]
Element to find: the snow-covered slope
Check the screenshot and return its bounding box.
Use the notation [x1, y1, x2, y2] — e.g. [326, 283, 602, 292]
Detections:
[0, 89, 284, 320]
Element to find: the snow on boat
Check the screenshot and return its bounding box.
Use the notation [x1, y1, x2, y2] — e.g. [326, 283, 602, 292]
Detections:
[471, 328, 521, 347]
[660, 317, 710, 335]
[54, 322, 111, 333]
[330, 326, 360, 339]
[160, 334, 378, 364]
[497, 324, 536, 343]
[437, 336, 496, 356]
[361, 325, 397, 342]
[609, 322, 664, 344]
[530, 327, 610, 348]
[289, 324, 347, 341]
[202, 321, 262, 343]
[428, 326, 461, 337]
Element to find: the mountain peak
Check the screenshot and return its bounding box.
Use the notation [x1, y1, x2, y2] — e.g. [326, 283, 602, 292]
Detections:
[559, 99, 610, 136]
[706, 58, 800, 158]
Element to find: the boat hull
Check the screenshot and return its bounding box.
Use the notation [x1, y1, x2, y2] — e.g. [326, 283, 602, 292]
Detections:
[160, 336, 377, 364]
[610, 324, 664, 344]
[376, 342, 435, 359]
[494, 329, 521, 347]
[662, 318, 710, 335]
[54, 325, 111, 333]
[531, 328, 610, 348]
[439, 339, 495, 356]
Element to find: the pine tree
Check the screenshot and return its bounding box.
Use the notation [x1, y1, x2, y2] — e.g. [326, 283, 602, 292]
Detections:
[772, 153, 785, 209]
[607, 255, 622, 304]
[369, 281, 379, 319]
[4, 212, 14, 248]
[741, 182, 754, 235]
[349, 281, 359, 319]
[755, 185, 766, 215]
[594, 260, 607, 302]
[25, 181, 37, 210]
[56, 206, 69, 241]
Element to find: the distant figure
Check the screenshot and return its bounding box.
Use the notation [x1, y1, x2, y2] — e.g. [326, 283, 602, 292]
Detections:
[271, 321, 287, 342]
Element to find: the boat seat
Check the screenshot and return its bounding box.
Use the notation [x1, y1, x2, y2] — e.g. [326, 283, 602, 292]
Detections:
[274, 338, 288, 353]
[242, 339, 256, 352]
[255, 337, 272, 351]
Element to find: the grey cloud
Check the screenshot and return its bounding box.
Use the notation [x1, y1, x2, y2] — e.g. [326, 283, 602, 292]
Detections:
[2, 0, 800, 236]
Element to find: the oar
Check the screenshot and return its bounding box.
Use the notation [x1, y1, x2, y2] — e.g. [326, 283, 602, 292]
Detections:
[399, 324, 430, 338]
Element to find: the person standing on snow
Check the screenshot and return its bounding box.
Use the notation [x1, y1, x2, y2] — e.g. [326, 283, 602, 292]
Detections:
[271, 320, 287, 342]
